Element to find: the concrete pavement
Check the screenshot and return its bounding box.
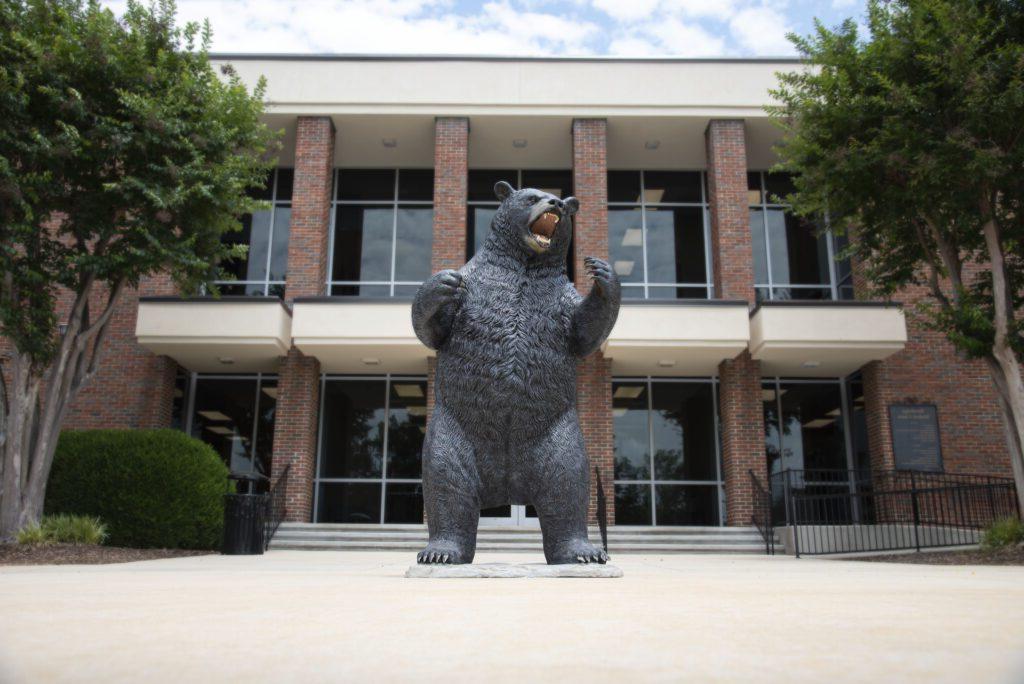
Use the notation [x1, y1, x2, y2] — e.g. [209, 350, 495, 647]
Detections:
[1, 551, 1022, 683]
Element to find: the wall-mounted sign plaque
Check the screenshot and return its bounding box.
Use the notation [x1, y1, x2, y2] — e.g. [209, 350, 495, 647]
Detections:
[889, 404, 943, 472]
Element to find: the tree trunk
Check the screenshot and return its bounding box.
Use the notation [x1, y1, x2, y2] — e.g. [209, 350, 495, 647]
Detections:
[985, 357, 1024, 515]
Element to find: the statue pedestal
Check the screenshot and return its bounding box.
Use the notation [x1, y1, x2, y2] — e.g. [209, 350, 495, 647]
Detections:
[405, 562, 623, 578]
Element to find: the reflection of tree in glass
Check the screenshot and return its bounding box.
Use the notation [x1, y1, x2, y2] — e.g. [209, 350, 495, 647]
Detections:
[386, 412, 426, 478]
[614, 485, 650, 524]
[341, 407, 383, 477]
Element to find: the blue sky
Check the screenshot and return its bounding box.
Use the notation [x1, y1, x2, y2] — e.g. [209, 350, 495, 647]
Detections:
[99, 1, 868, 57]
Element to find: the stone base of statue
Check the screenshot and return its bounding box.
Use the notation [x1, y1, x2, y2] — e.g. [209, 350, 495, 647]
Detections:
[405, 562, 623, 579]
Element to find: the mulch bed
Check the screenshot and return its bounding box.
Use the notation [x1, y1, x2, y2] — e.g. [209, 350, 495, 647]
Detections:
[0, 543, 213, 566]
[850, 545, 1024, 566]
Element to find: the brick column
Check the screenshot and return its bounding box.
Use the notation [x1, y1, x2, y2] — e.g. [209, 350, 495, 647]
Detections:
[431, 117, 469, 273]
[572, 119, 614, 525]
[706, 119, 767, 525]
[273, 116, 335, 522]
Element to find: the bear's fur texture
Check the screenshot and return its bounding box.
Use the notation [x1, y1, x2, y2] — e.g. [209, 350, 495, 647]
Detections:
[411, 181, 621, 564]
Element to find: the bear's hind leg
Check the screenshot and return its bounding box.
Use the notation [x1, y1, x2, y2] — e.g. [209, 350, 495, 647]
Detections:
[418, 407, 480, 564]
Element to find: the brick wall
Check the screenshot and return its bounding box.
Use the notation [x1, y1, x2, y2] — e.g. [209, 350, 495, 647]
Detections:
[705, 119, 768, 525]
[271, 116, 335, 522]
[572, 118, 615, 525]
[432, 117, 469, 273]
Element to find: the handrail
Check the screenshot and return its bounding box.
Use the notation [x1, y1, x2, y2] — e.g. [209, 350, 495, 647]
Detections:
[264, 461, 292, 551]
[749, 469, 774, 555]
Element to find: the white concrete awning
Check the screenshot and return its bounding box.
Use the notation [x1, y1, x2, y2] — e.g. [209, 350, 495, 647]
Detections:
[602, 302, 751, 376]
[135, 297, 292, 372]
[749, 302, 907, 377]
[291, 298, 431, 374]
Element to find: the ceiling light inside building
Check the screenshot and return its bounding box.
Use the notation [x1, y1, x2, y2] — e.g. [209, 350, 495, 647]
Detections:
[207, 426, 235, 436]
[361, 357, 381, 366]
[407, 406, 427, 416]
[393, 383, 424, 398]
[803, 418, 835, 429]
[382, 138, 398, 148]
[643, 189, 665, 204]
[613, 385, 645, 399]
[613, 260, 635, 276]
[262, 387, 278, 399]
[198, 410, 231, 422]
[621, 228, 643, 247]
[645, 140, 660, 150]
[512, 139, 528, 148]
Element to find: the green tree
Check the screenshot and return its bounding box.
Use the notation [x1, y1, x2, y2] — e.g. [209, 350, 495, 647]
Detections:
[0, 0, 277, 540]
[770, 0, 1024, 510]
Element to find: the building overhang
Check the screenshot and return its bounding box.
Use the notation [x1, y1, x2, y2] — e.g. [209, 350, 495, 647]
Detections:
[135, 297, 292, 372]
[602, 301, 751, 376]
[748, 301, 908, 377]
[291, 298, 431, 374]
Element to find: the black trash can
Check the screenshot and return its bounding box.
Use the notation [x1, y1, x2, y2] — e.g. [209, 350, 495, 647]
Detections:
[222, 472, 269, 555]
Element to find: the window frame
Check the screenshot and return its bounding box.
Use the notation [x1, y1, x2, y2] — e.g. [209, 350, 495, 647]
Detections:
[327, 169, 434, 297]
[612, 376, 724, 526]
[607, 170, 714, 300]
[749, 171, 847, 301]
[312, 374, 428, 524]
[213, 168, 292, 298]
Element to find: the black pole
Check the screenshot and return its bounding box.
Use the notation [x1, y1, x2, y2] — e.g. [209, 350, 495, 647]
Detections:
[596, 467, 608, 553]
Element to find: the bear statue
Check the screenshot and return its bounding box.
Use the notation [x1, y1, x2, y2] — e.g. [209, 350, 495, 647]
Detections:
[411, 180, 621, 565]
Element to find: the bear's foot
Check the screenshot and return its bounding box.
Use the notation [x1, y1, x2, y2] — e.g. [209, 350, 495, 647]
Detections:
[547, 538, 608, 565]
[416, 541, 472, 565]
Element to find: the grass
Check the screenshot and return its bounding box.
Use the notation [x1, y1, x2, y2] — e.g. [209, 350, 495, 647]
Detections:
[17, 514, 109, 546]
[980, 516, 1024, 550]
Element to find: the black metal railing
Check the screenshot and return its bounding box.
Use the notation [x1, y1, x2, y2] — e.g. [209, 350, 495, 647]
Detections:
[750, 469, 774, 555]
[264, 461, 292, 551]
[768, 468, 1019, 557]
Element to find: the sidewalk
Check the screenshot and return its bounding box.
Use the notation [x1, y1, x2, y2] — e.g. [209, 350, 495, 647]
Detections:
[1, 551, 1022, 682]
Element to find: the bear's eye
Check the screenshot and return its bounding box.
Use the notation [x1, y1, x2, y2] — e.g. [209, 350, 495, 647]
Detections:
[527, 195, 540, 205]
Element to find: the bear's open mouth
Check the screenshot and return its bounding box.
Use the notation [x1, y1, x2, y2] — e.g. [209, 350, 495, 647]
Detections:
[529, 211, 560, 249]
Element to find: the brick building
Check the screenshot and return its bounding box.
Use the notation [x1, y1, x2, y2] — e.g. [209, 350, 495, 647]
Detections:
[64, 56, 1012, 529]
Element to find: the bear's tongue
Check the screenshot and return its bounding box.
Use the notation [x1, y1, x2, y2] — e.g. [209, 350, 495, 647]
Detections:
[530, 211, 560, 239]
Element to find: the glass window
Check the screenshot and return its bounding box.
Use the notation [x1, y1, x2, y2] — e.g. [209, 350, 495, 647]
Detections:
[329, 170, 434, 297]
[749, 170, 852, 301]
[607, 170, 712, 299]
[216, 168, 292, 298]
[171, 368, 189, 432]
[315, 376, 428, 524]
[613, 378, 722, 526]
[762, 379, 850, 477]
[187, 374, 277, 483]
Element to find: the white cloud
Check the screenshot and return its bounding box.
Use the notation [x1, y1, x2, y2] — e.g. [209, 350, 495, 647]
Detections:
[729, 6, 795, 55]
[590, 0, 661, 22]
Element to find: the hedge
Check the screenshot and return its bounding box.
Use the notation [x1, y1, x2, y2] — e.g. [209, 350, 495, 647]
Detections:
[46, 429, 229, 549]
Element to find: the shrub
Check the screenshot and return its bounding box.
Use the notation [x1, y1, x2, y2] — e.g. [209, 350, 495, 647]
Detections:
[981, 517, 1024, 550]
[46, 429, 229, 549]
[17, 514, 108, 545]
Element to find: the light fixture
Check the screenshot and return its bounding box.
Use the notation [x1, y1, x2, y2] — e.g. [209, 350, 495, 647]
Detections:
[613, 385, 644, 399]
[512, 138, 528, 148]
[613, 260, 635, 276]
[826, 408, 841, 417]
[262, 387, 278, 399]
[381, 138, 397, 148]
[621, 227, 643, 247]
[198, 410, 231, 422]
[803, 418, 835, 429]
[801, 360, 821, 369]
[218, 356, 235, 365]
[407, 406, 428, 417]
[657, 359, 676, 368]
[361, 357, 381, 366]
[645, 140, 660, 150]
[207, 426, 235, 436]
[393, 383, 424, 398]
[643, 188, 665, 204]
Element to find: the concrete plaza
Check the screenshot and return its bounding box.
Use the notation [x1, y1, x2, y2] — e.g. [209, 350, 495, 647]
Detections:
[1, 551, 1022, 683]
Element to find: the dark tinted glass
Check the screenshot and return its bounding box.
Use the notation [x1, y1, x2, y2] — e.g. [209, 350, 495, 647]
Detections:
[747, 172, 763, 205]
[646, 286, 707, 299]
[397, 169, 434, 202]
[644, 207, 706, 285]
[764, 210, 829, 286]
[772, 382, 848, 472]
[275, 168, 294, 201]
[614, 484, 651, 525]
[254, 380, 276, 477]
[656, 485, 718, 525]
[468, 170, 515, 202]
[621, 286, 646, 299]
[764, 172, 796, 203]
[171, 370, 188, 431]
[268, 206, 290, 282]
[608, 171, 641, 203]
[332, 205, 393, 283]
[385, 483, 424, 523]
[317, 483, 381, 524]
[221, 212, 271, 282]
[608, 209, 644, 284]
[750, 209, 769, 284]
[521, 170, 572, 198]
[330, 284, 390, 297]
[251, 169, 274, 201]
[643, 171, 702, 204]
[319, 380, 386, 478]
[190, 378, 257, 473]
[393, 208, 433, 282]
[387, 381, 427, 479]
[651, 383, 717, 481]
[847, 376, 869, 473]
[337, 169, 395, 201]
[613, 382, 649, 480]
[467, 206, 497, 258]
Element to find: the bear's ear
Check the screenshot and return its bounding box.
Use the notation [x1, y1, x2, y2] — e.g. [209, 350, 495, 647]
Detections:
[563, 197, 580, 216]
[494, 181, 514, 200]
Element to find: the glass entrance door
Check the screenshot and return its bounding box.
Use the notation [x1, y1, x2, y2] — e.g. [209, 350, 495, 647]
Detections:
[479, 505, 540, 527]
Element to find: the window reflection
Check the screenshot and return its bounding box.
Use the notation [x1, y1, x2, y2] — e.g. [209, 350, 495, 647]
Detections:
[189, 374, 277, 482]
[319, 380, 385, 479]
